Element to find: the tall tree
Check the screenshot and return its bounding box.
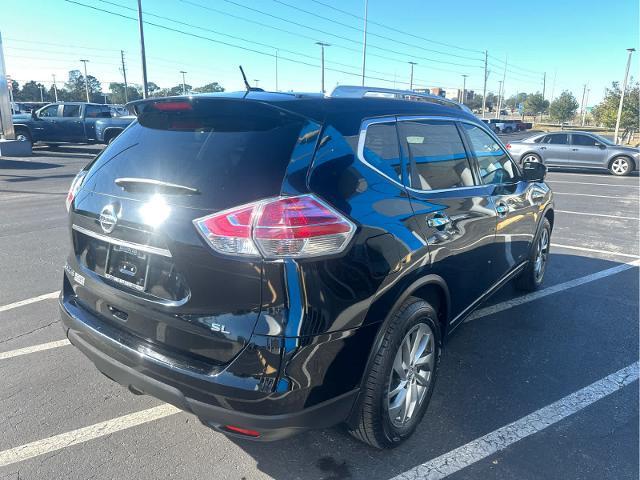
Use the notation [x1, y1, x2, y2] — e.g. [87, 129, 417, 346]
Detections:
[549, 91, 579, 123]
[109, 82, 142, 104]
[523, 93, 549, 117]
[64, 70, 102, 102]
[19, 81, 44, 102]
[591, 80, 639, 130]
[193, 82, 225, 93]
[506, 92, 528, 110]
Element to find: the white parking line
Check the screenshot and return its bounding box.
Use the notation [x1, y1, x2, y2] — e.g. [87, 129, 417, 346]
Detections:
[549, 171, 639, 181]
[553, 192, 636, 200]
[552, 243, 640, 259]
[389, 361, 639, 480]
[466, 259, 640, 322]
[0, 340, 71, 361]
[556, 210, 639, 221]
[548, 180, 640, 188]
[0, 291, 60, 313]
[0, 404, 181, 468]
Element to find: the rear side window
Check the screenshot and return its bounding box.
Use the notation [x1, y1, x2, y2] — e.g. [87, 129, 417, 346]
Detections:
[572, 134, 597, 146]
[462, 123, 518, 185]
[86, 104, 111, 118]
[63, 105, 81, 117]
[398, 120, 474, 191]
[86, 99, 308, 209]
[362, 122, 402, 182]
[544, 133, 568, 145]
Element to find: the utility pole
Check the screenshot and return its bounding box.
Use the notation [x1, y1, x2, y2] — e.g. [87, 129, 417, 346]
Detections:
[550, 69, 557, 101]
[80, 59, 90, 102]
[361, 0, 368, 86]
[120, 50, 129, 103]
[52, 74, 58, 102]
[496, 55, 507, 118]
[408, 61, 417, 90]
[579, 83, 587, 124]
[581, 88, 590, 126]
[316, 42, 330, 94]
[481, 50, 488, 118]
[180, 70, 187, 95]
[614, 48, 636, 144]
[461, 74, 468, 105]
[275, 49, 279, 91]
[38, 84, 44, 102]
[137, 0, 149, 98]
[495, 80, 503, 119]
[542, 72, 546, 100]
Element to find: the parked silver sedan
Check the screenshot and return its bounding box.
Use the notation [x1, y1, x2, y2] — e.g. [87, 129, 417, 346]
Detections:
[507, 131, 639, 176]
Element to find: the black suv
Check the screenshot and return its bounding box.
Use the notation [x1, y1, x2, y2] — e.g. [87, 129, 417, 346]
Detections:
[60, 86, 553, 448]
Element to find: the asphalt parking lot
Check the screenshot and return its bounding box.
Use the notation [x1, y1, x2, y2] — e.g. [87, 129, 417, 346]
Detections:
[1, 142, 638, 480]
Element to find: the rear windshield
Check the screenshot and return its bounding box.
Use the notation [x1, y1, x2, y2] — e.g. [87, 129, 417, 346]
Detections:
[85, 99, 308, 210]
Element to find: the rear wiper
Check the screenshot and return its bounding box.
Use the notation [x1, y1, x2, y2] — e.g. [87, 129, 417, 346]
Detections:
[115, 178, 200, 195]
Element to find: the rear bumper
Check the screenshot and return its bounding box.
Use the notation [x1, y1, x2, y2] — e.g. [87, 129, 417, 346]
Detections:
[60, 293, 359, 441]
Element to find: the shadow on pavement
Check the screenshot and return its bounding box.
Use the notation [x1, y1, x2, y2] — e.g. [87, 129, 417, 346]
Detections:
[0, 159, 61, 170]
[225, 253, 638, 480]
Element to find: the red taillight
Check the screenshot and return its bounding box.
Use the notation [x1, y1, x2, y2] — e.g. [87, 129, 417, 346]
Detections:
[66, 170, 87, 212]
[505, 143, 511, 149]
[223, 425, 261, 437]
[153, 101, 192, 112]
[193, 195, 355, 259]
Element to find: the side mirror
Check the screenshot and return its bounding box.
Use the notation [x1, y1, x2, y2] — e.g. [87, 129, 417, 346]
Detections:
[522, 160, 546, 182]
[595, 142, 606, 149]
[31, 110, 38, 120]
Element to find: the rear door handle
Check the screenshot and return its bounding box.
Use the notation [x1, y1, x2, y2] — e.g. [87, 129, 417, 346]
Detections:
[427, 214, 451, 229]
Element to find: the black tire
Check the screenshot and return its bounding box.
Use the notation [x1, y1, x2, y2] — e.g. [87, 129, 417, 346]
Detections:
[515, 218, 551, 292]
[349, 297, 441, 449]
[608, 156, 633, 176]
[14, 128, 31, 143]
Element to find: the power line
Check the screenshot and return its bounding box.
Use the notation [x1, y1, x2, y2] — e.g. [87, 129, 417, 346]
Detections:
[306, 0, 484, 56]
[63, 0, 426, 87]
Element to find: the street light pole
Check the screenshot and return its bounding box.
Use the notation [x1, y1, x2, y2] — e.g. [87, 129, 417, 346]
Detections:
[52, 74, 58, 102]
[614, 48, 636, 144]
[495, 80, 503, 119]
[38, 84, 44, 102]
[581, 88, 590, 126]
[361, 0, 368, 86]
[80, 59, 90, 102]
[137, 0, 149, 98]
[316, 42, 330, 93]
[481, 50, 488, 118]
[408, 61, 417, 90]
[180, 71, 187, 95]
[461, 74, 468, 105]
[579, 83, 587, 123]
[254, 79, 260, 88]
[120, 50, 129, 103]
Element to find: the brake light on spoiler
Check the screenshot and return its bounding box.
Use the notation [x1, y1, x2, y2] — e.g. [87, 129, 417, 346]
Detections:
[193, 195, 355, 259]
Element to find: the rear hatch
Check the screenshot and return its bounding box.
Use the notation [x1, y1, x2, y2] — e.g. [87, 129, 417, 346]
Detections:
[69, 97, 309, 366]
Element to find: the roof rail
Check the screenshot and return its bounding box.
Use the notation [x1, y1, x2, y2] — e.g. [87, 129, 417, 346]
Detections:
[329, 85, 471, 112]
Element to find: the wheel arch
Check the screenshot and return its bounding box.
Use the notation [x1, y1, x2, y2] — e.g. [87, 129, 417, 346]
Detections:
[608, 154, 636, 171]
[103, 127, 124, 143]
[13, 124, 33, 139]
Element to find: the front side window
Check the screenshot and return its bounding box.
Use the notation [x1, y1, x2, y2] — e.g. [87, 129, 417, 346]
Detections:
[39, 105, 59, 117]
[544, 133, 569, 145]
[462, 123, 518, 185]
[63, 105, 81, 117]
[362, 122, 402, 182]
[572, 134, 597, 146]
[398, 120, 474, 191]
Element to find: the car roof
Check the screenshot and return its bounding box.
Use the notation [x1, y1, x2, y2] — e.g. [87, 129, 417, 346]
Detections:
[130, 89, 480, 126]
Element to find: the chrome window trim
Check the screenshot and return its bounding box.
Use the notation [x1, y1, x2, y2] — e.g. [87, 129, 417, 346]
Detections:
[72, 224, 172, 258]
[356, 115, 499, 194]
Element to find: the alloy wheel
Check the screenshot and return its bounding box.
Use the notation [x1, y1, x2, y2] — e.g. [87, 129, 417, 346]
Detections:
[388, 323, 435, 427]
[523, 154, 541, 163]
[16, 133, 28, 142]
[534, 227, 550, 282]
[611, 158, 629, 175]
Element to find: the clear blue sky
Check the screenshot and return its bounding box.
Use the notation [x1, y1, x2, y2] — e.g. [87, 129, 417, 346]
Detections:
[2, 0, 638, 105]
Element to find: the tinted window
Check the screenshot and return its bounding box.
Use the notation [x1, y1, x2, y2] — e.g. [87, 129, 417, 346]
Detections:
[544, 133, 568, 145]
[362, 123, 402, 182]
[398, 120, 474, 191]
[86, 99, 309, 210]
[63, 105, 81, 117]
[86, 104, 111, 118]
[39, 105, 59, 117]
[572, 134, 597, 146]
[462, 123, 517, 185]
